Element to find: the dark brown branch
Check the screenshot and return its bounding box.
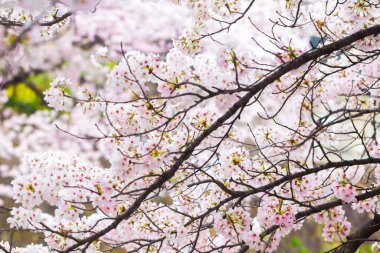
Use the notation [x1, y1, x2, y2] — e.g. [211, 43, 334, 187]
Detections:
[335, 214, 380, 253]
[0, 12, 72, 28]
[186, 157, 380, 226]
[61, 24, 380, 253]
[262, 187, 380, 237]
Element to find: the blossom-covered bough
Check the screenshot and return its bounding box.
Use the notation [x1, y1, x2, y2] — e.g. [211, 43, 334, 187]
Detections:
[2, 0, 380, 252]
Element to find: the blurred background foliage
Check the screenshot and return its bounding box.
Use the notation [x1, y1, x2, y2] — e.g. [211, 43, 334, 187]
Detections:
[4, 73, 51, 114]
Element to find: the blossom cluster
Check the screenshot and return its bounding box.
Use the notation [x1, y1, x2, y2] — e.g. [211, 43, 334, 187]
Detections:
[2, 0, 380, 252]
[43, 76, 73, 111]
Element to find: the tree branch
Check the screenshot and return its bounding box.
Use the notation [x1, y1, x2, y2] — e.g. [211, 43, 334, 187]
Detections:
[0, 12, 72, 28]
[335, 214, 380, 253]
[61, 24, 380, 253]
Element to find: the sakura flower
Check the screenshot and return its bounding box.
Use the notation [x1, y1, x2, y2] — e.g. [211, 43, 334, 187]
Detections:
[44, 76, 73, 111]
[214, 208, 252, 240]
[331, 179, 357, 203]
[7, 207, 43, 229]
[322, 220, 351, 242]
[352, 197, 378, 213]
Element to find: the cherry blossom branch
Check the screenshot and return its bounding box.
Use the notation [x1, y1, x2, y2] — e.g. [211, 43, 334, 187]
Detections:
[0, 11, 72, 28]
[334, 214, 380, 253]
[58, 24, 380, 253]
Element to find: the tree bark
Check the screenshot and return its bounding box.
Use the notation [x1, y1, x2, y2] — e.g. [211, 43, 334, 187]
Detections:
[336, 214, 380, 253]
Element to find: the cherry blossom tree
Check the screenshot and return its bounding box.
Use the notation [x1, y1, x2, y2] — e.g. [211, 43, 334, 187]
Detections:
[0, 0, 188, 199]
[1, 0, 380, 253]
